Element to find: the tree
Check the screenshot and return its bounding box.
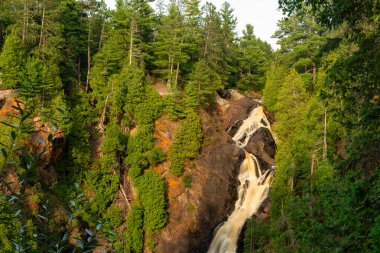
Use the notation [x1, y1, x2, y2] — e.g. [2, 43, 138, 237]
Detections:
[0, 0, 21, 47]
[135, 170, 167, 231]
[183, 0, 202, 64]
[125, 204, 144, 253]
[169, 111, 202, 176]
[90, 31, 127, 113]
[274, 69, 308, 141]
[237, 24, 271, 90]
[0, 29, 26, 89]
[153, 1, 189, 88]
[185, 60, 222, 108]
[122, 0, 155, 66]
[200, 2, 223, 72]
[270, 70, 309, 209]
[59, 0, 88, 94]
[219, 1, 238, 86]
[262, 63, 287, 112]
[273, 12, 326, 90]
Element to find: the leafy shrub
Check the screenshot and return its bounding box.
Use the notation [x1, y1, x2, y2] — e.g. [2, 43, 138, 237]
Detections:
[163, 92, 187, 121]
[169, 111, 202, 176]
[105, 206, 123, 229]
[182, 174, 192, 188]
[135, 170, 167, 231]
[125, 204, 144, 253]
[134, 85, 163, 125]
[146, 147, 166, 166]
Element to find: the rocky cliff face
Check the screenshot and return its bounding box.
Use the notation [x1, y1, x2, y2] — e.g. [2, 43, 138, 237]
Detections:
[154, 90, 276, 253]
[0, 96, 65, 187]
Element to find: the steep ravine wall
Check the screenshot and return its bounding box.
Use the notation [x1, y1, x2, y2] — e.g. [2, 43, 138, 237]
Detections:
[154, 90, 276, 253]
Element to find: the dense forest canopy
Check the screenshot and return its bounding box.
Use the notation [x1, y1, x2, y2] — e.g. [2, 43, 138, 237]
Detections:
[0, 0, 378, 252]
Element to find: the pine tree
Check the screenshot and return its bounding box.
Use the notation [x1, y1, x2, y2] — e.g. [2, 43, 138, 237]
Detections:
[21, 56, 44, 102]
[59, 0, 88, 94]
[153, 1, 189, 88]
[185, 60, 222, 108]
[274, 12, 326, 90]
[271, 69, 309, 217]
[200, 2, 223, 73]
[124, 0, 155, 66]
[183, 0, 202, 64]
[0, 29, 26, 89]
[90, 31, 127, 113]
[262, 63, 287, 112]
[219, 1, 238, 86]
[274, 69, 308, 141]
[237, 24, 271, 90]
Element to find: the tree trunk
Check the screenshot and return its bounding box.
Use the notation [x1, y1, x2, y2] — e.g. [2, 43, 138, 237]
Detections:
[22, 0, 29, 44]
[174, 36, 184, 88]
[203, 29, 210, 60]
[77, 58, 81, 87]
[174, 61, 180, 88]
[168, 55, 173, 87]
[310, 153, 316, 177]
[86, 18, 91, 93]
[98, 94, 109, 133]
[38, 3, 46, 54]
[323, 107, 327, 160]
[312, 62, 317, 90]
[129, 15, 135, 65]
[98, 18, 105, 50]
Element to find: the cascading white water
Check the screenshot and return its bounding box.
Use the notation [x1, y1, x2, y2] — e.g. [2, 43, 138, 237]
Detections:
[208, 105, 275, 253]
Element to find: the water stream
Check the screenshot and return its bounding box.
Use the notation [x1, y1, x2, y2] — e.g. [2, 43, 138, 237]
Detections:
[208, 105, 275, 253]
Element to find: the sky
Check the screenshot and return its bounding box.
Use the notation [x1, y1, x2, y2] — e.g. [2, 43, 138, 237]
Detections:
[104, 0, 283, 49]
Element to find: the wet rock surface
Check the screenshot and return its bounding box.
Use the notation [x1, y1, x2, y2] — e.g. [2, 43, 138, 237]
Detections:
[245, 127, 276, 170]
[154, 90, 276, 253]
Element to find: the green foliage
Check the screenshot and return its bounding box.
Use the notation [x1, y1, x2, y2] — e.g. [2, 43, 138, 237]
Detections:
[262, 63, 287, 112]
[125, 204, 144, 253]
[102, 123, 127, 156]
[219, 2, 239, 86]
[21, 57, 56, 105]
[274, 13, 326, 75]
[105, 205, 123, 229]
[0, 107, 116, 252]
[248, 2, 380, 251]
[90, 32, 127, 112]
[163, 91, 187, 121]
[85, 164, 119, 218]
[169, 111, 202, 176]
[134, 85, 163, 125]
[243, 218, 271, 252]
[182, 174, 192, 188]
[125, 125, 154, 178]
[63, 92, 95, 179]
[201, 2, 223, 73]
[86, 123, 126, 219]
[146, 147, 166, 166]
[0, 28, 26, 88]
[135, 170, 167, 232]
[153, 1, 189, 87]
[119, 65, 146, 118]
[237, 24, 272, 91]
[185, 60, 222, 108]
[273, 69, 308, 141]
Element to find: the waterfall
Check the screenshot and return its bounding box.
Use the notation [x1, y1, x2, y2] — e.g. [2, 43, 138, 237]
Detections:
[208, 105, 275, 253]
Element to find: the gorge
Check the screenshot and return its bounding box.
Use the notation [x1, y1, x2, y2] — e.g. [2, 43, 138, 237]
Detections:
[208, 99, 275, 253]
[153, 90, 277, 252]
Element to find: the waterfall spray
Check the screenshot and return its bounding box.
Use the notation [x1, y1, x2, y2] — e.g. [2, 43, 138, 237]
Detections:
[208, 105, 275, 253]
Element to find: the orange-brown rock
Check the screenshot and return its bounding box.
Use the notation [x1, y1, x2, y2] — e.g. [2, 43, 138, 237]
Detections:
[154, 90, 277, 253]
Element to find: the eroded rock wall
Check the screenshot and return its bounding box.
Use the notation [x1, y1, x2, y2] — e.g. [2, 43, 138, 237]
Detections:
[154, 90, 276, 253]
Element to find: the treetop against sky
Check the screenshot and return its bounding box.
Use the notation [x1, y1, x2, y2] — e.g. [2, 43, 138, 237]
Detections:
[104, 0, 283, 49]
